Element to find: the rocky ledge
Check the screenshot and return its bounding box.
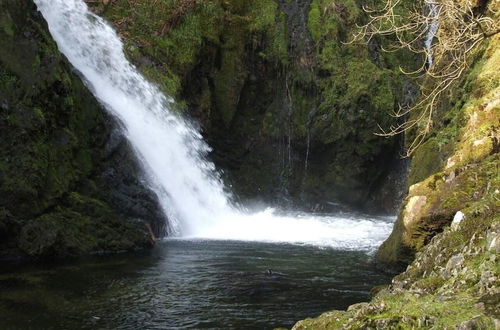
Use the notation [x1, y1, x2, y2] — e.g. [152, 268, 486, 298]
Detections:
[293, 14, 500, 330]
[293, 213, 499, 329]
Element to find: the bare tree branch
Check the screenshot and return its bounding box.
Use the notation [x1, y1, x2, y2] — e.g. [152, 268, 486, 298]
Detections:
[347, 0, 499, 156]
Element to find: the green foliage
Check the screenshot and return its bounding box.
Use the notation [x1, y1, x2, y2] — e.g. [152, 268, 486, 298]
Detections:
[103, 0, 286, 98]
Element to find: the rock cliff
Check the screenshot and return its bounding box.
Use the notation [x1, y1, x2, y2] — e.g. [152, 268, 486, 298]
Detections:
[294, 0, 499, 327]
[0, 0, 165, 258]
[97, 0, 412, 212]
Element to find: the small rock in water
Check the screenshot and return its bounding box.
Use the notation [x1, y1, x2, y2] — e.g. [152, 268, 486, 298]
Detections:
[264, 269, 288, 277]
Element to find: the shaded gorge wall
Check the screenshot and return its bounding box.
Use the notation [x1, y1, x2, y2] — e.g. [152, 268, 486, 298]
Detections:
[97, 0, 419, 213]
[0, 0, 421, 258]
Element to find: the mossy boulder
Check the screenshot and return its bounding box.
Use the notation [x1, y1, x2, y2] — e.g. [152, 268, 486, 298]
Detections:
[377, 153, 499, 267]
[294, 163, 499, 329]
[18, 193, 151, 257]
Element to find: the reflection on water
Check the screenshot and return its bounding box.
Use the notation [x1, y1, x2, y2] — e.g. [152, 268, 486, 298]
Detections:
[0, 240, 392, 329]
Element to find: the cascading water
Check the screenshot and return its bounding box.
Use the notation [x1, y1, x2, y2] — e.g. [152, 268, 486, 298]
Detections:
[34, 0, 393, 250]
[425, 0, 440, 67]
[34, 0, 233, 237]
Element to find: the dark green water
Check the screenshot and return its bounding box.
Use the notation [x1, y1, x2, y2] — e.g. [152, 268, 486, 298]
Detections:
[0, 240, 391, 329]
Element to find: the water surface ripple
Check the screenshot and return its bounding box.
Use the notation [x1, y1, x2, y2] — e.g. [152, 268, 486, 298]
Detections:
[0, 240, 392, 329]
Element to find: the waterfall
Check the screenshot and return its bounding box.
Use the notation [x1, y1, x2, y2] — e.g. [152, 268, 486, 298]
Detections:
[34, 0, 393, 250]
[34, 0, 234, 236]
[424, 0, 440, 67]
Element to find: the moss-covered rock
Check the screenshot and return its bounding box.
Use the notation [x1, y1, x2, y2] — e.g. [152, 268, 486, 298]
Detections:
[377, 153, 499, 267]
[294, 183, 499, 329]
[293, 1, 499, 327]
[18, 193, 151, 257]
[98, 0, 411, 212]
[0, 0, 163, 258]
[376, 26, 500, 266]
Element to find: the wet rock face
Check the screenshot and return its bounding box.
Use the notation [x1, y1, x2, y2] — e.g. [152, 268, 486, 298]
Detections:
[98, 126, 167, 238]
[276, 0, 314, 60]
[98, 0, 408, 214]
[0, 0, 165, 258]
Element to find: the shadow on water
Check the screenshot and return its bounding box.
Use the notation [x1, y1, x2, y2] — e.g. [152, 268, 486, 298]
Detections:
[0, 240, 392, 329]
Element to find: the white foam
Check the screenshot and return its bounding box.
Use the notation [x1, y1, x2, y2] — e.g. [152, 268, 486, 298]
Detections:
[185, 209, 394, 250]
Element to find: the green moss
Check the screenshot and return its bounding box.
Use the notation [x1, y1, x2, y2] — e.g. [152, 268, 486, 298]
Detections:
[376, 209, 414, 267]
[17, 192, 151, 257]
[247, 0, 278, 32]
[213, 24, 247, 126]
[0, 13, 15, 37]
[0, 0, 156, 257]
[298, 0, 407, 201]
[308, 0, 321, 42]
[379, 152, 499, 267]
[102, 0, 220, 96]
[372, 293, 486, 327]
[414, 275, 445, 292]
[260, 11, 288, 65]
[408, 139, 443, 185]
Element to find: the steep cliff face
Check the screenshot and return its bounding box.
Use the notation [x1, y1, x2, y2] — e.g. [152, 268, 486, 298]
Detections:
[376, 24, 500, 269]
[293, 39, 499, 328]
[293, 1, 499, 327]
[97, 0, 411, 212]
[0, 0, 165, 258]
